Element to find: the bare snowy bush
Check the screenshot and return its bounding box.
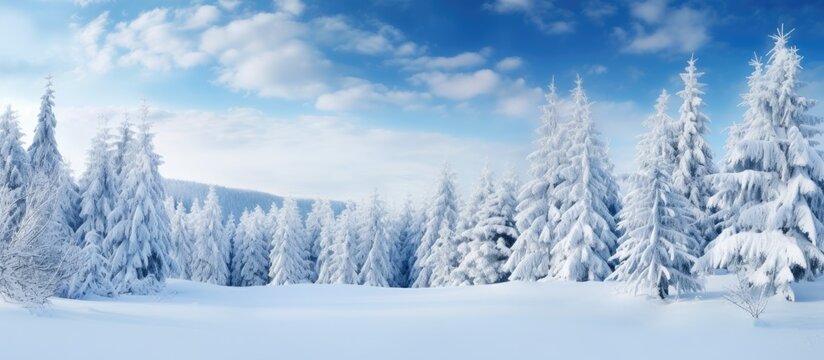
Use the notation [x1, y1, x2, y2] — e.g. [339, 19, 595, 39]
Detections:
[0, 176, 79, 306]
[724, 273, 769, 320]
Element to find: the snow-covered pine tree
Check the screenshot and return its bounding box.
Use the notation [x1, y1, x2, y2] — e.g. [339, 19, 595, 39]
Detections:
[27, 78, 78, 246]
[191, 187, 229, 285]
[452, 168, 520, 285]
[235, 206, 271, 286]
[607, 90, 703, 299]
[317, 204, 359, 285]
[505, 80, 564, 281]
[264, 202, 279, 248]
[392, 198, 422, 287]
[457, 164, 495, 239]
[0, 106, 30, 241]
[169, 200, 194, 279]
[698, 29, 824, 301]
[359, 191, 395, 287]
[224, 213, 237, 285]
[672, 56, 718, 245]
[305, 199, 334, 281]
[111, 116, 133, 191]
[69, 125, 117, 298]
[269, 198, 311, 285]
[230, 210, 250, 285]
[104, 111, 172, 295]
[549, 76, 620, 281]
[411, 163, 460, 287]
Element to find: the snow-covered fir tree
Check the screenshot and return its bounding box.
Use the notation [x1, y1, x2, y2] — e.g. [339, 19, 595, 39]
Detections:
[191, 187, 229, 285]
[359, 191, 395, 287]
[305, 199, 334, 281]
[698, 29, 824, 301]
[0, 106, 30, 241]
[457, 164, 495, 239]
[452, 169, 520, 285]
[111, 116, 133, 191]
[392, 198, 422, 287]
[264, 202, 279, 247]
[505, 80, 564, 281]
[269, 198, 312, 285]
[69, 125, 117, 298]
[27, 78, 78, 246]
[169, 200, 194, 279]
[412, 163, 460, 287]
[672, 56, 718, 244]
[608, 90, 703, 299]
[224, 213, 237, 284]
[104, 113, 172, 295]
[549, 76, 620, 281]
[317, 203, 359, 285]
[234, 207, 271, 286]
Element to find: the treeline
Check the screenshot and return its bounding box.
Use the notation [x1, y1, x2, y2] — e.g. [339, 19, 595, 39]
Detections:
[0, 29, 821, 304]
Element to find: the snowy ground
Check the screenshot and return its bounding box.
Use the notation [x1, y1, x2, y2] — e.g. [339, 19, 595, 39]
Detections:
[1, 276, 822, 359]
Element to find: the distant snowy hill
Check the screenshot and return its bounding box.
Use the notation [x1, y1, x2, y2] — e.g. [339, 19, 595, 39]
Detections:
[164, 179, 345, 218]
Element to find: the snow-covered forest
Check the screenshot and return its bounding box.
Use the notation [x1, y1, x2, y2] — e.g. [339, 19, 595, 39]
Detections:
[0, 28, 822, 321]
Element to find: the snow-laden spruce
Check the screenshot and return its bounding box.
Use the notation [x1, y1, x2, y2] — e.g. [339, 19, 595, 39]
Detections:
[506, 81, 564, 281]
[672, 56, 717, 244]
[457, 164, 495, 239]
[269, 198, 312, 285]
[392, 198, 422, 287]
[223, 214, 237, 284]
[359, 192, 396, 287]
[191, 187, 229, 285]
[27, 78, 79, 247]
[452, 169, 520, 285]
[698, 29, 824, 301]
[234, 207, 271, 286]
[69, 125, 117, 298]
[0, 106, 30, 242]
[317, 203, 359, 285]
[169, 200, 195, 279]
[412, 164, 460, 288]
[104, 116, 173, 295]
[549, 76, 620, 282]
[306, 199, 335, 280]
[608, 90, 703, 299]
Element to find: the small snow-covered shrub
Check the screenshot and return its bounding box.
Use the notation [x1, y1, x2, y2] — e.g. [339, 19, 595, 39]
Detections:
[724, 273, 769, 320]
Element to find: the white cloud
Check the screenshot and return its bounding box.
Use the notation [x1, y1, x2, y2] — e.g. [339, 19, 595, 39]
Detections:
[312, 16, 407, 55]
[495, 56, 523, 71]
[495, 78, 543, 118]
[178, 5, 221, 30]
[315, 78, 429, 111]
[410, 69, 500, 100]
[201, 12, 330, 99]
[588, 64, 608, 75]
[622, 1, 711, 54]
[275, 0, 305, 16]
[395, 51, 487, 71]
[484, 0, 574, 34]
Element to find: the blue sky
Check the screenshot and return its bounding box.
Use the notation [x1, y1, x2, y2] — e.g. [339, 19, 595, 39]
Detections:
[1, 0, 823, 201]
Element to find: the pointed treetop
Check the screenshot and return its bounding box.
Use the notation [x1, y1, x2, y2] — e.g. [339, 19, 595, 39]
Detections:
[655, 89, 669, 115]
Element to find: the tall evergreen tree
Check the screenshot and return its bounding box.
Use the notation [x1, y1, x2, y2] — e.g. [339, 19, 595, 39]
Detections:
[0, 106, 30, 241]
[191, 187, 229, 285]
[452, 169, 520, 285]
[170, 200, 194, 279]
[506, 81, 565, 281]
[359, 192, 395, 287]
[305, 199, 334, 281]
[235, 207, 271, 286]
[269, 198, 311, 285]
[317, 204, 359, 285]
[224, 213, 237, 284]
[104, 113, 172, 294]
[69, 125, 116, 298]
[392, 198, 422, 287]
[608, 91, 703, 299]
[549, 76, 620, 281]
[411, 163, 460, 287]
[699, 30, 824, 301]
[672, 56, 718, 244]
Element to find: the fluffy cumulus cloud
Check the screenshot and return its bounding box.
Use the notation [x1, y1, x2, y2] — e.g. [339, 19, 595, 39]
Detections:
[200, 12, 331, 99]
[410, 69, 500, 100]
[393, 50, 488, 71]
[495, 78, 543, 118]
[485, 0, 574, 34]
[315, 78, 430, 111]
[619, 0, 712, 54]
[495, 56, 523, 71]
